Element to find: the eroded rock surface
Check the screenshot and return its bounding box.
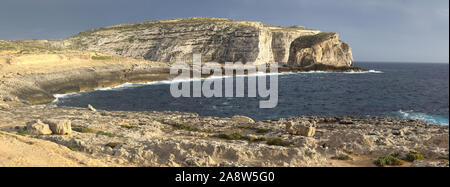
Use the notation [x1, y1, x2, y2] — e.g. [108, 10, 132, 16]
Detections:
[26, 120, 52, 135]
[287, 32, 353, 67]
[1, 105, 448, 167]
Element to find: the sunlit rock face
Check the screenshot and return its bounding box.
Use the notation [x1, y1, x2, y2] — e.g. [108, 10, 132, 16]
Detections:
[287, 32, 354, 67]
[57, 18, 325, 64]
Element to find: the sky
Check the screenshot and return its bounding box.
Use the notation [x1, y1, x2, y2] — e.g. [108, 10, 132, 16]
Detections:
[0, 0, 448, 63]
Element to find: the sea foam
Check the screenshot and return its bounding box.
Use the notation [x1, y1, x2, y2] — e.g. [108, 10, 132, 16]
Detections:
[397, 110, 449, 125]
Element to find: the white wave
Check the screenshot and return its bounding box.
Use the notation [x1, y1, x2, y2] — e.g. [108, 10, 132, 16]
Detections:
[397, 110, 449, 125]
[345, 70, 384, 74]
[298, 71, 327, 74]
[293, 69, 384, 74]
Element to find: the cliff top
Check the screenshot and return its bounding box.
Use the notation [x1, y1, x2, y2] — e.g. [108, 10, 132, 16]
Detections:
[69, 17, 317, 39]
[290, 32, 339, 48]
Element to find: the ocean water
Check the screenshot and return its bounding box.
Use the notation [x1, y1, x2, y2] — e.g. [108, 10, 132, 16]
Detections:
[53, 62, 449, 125]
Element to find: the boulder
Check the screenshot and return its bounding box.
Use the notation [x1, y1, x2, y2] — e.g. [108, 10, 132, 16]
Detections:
[88, 104, 97, 112]
[231, 115, 255, 124]
[0, 102, 9, 110]
[26, 120, 52, 135]
[44, 119, 72, 135]
[285, 121, 316, 137]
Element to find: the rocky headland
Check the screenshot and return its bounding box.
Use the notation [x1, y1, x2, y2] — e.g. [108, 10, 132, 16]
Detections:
[0, 18, 448, 167]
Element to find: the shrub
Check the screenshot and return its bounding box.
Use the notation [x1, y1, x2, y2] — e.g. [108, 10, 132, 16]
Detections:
[91, 55, 112, 60]
[120, 124, 139, 129]
[67, 146, 80, 152]
[332, 154, 353, 161]
[170, 123, 212, 133]
[97, 131, 118, 137]
[72, 126, 95, 133]
[343, 149, 354, 155]
[374, 155, 405, 167]
[219, 132, 243, 140]
[16, 127, 29, 136]
[406, 151, 425, 162]
[105, 142, 122, 148]
[240, 124, 254, 129]
[172, 123, 197, 131]
[256, 128, 269, 133]
[244, 136, 267, 142]
[266, 138, 290, 147]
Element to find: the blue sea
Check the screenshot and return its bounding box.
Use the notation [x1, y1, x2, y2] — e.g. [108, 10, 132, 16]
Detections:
[53, 62, 449, 125]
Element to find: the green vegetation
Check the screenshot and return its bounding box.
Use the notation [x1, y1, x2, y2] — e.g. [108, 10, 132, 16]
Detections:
[91, 55, 112, 60]
[120, 124, 139, 129]
[266, 138, 290, 147]
[169, 122, 212, 133]
[72, 126, 95, 133]
[244, 136, 268, 142]
[219, 132, 243, 140]
[67, 146, 80, 152]
[293, 32, 337, 47]
[406, 151, 425, 162]
[217, 132, 289, 146]
[343, 149, 354, 155]
[218, 132, 267, 143]
[96, 131, 119, 137]
[16, 128, 30, 136]
[374, 155, 405, 167]
[0, 40, 64, 54]
[332, 154, 353, 161]
[256, 128, 269, 133]
[239, 124, 254, 129]
[105, 142, 122, 149]
[127, 36, 136, 43]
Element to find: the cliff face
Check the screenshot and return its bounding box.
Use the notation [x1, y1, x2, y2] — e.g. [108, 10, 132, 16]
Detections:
[287, 32, 353, 67]
[54, 18, 353, 67]
[55, 18, 321, 64]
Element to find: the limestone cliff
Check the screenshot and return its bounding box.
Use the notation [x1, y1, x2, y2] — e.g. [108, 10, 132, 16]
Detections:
[51, 18, 353, 67]
[287, 32, 353, 67]
[54, 18, 323, 65]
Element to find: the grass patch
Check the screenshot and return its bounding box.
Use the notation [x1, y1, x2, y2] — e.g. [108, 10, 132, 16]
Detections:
[406, 151, 425, 162]
[91, 55, 112, 60]
[240, 124, 254, 129]
[120, 124, 139, 129]
[170, 122, 212, 133]
[105, 142, 122, 149]
[374, 155, 405, 167]
[332, 154, 353, 161]
[266, 138, 290, 147]
[97, 131, 118, 137]
[244, 136, 268, 142]
[16, 127, 30, 136]
[256, 128, 269, 133]
[343, 149, 354, 155]
[218, 132, 267, 143]
[72, 126, 95, 133]
[219, 132, 243, 140]
[67, 146, 80, 152]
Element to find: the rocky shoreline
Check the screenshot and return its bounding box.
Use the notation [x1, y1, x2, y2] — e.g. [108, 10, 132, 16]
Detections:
[0, 103, 448, 167]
